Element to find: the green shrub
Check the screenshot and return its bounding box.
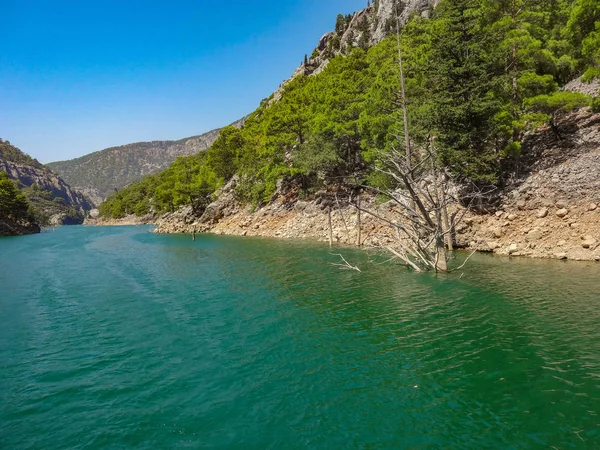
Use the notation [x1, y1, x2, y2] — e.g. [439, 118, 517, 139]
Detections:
[524, 91, 591, 115]
[582, 67, 600, 83]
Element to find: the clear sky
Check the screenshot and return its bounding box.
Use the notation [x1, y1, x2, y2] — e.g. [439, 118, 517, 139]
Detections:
[1, 0, 367, 163]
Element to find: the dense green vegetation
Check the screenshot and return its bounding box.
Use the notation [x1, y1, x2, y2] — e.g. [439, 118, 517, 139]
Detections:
[100, 0, 598, 219]
[0, 171, 37, 226]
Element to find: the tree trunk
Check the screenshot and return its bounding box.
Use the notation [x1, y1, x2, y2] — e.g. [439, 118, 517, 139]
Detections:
[436, 243, 448, 272]
[442, 204, 453, 251]
[396, 9, 412, 172]
[356, 196, 362, 246]
[328, 207, 333, 247]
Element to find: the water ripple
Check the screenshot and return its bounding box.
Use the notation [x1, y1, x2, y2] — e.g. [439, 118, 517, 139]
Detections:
[1, 227, 600, 449]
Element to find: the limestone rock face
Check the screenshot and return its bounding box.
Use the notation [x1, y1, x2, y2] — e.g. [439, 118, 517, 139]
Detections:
[0, 159, 92, 225]
[372, 0, 438, 43]
[563, 77, 600, 97]
[274, 0, 437, 101]
[0, 160, 91, 212]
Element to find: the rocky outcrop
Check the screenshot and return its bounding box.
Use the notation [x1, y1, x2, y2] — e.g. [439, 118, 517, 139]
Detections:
[49, 118, 246, 205]
[0, 217, 40, 237]
[273, 0, 436, 102]
[0, 160, 92, 211]
[372, 0, 438, 43]
[86, 212, 155, 227]
[155, 179, 381, 243]
[563, 77, 600, 97]
[1, 159, 92, 225]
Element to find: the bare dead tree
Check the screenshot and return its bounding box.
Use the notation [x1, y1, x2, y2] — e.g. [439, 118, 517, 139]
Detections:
[343, 10, 489, 273]
[339, 11, 451, 272]
[325, 6, 494, 273]
[350, 139, 496, 272]
[351, 140, 454, 272]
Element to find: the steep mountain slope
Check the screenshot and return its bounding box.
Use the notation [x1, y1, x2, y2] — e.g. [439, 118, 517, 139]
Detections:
[98, 0, 600, 263]
[273, 0, 436, 100]
[48, 118, 245, 205]
[1, 139, 92, 225]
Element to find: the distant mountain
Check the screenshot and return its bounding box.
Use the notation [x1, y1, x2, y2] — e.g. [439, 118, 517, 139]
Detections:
[0, 139, 93, 226]
[48, 118, 246, 206]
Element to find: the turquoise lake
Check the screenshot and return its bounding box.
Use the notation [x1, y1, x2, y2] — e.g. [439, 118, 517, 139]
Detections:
[1, 225, 600, 449]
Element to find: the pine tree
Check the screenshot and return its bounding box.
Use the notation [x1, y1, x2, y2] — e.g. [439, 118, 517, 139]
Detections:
[428, 0, 501, 184]
[335, 14, 345, 34]
[0, 171, 32, 223]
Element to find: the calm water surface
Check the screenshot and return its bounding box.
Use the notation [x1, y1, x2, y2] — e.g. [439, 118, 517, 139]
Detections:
[1, 226, 600, 449]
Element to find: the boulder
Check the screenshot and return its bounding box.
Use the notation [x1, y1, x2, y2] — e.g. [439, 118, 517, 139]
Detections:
[556, 208, 569, 218]
[555, 253, 568, 260]
[487, 241, 501, 250]
[537, 208, 549, 218]
[525, 229, 543, 242]
[556, 199, 569, 209]
[588, 203, 598, 211]
[508, 243, 519, 255]
[581, 236, 597, 249]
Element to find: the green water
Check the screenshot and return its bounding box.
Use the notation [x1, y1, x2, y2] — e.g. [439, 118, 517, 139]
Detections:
[1, 226, 599, 449]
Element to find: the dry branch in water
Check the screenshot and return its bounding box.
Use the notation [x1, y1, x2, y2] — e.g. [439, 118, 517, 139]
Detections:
[329, 253, 361, 272]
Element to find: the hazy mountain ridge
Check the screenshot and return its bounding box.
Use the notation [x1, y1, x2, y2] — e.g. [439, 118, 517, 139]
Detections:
[49, 118, 245, 205]
[48, 0, 430, 206]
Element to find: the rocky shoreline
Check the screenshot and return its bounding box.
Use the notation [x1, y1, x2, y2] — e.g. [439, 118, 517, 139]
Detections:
[89, 107, 600, 263]
[0, 218, 41, 237]
[153, 108, 600, 263]
[85, 213, 156, 227]
[153, 195, 600, 263]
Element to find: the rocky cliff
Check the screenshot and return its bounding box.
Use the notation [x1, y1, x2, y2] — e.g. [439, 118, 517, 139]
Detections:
[0, 160, 93, 225]
[49, 118, 245, 205]
[1, 140, 93, 225]
[273, 0, 437, 101]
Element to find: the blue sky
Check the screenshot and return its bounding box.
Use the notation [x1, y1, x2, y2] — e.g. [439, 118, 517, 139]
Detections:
[1, 0, 367, 163]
